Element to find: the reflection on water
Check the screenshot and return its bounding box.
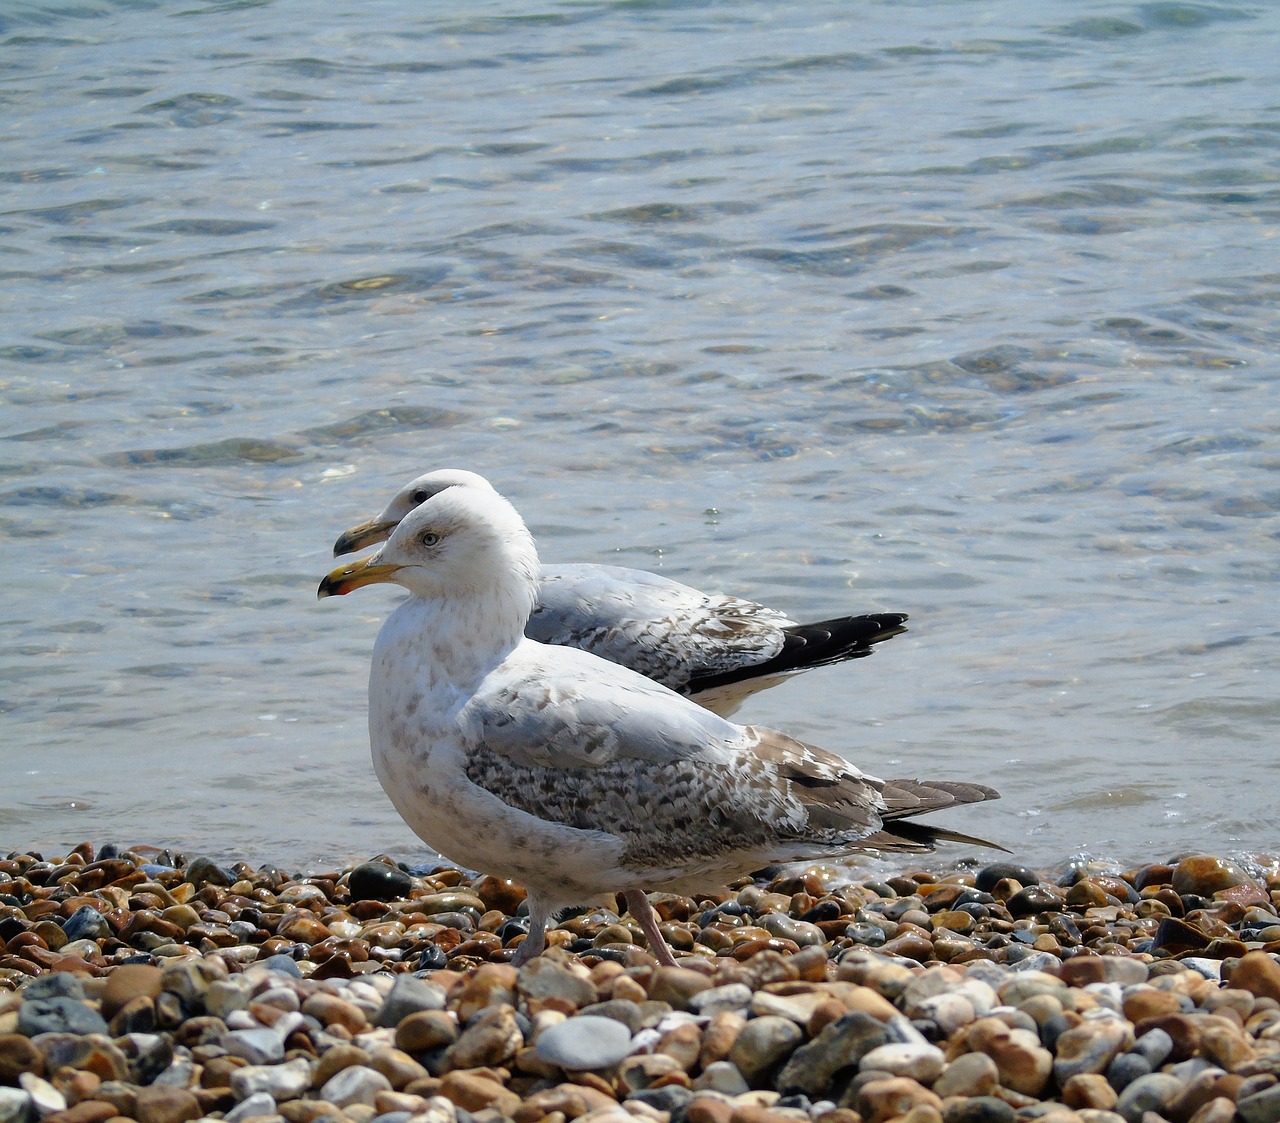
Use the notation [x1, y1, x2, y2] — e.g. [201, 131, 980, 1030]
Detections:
[1, 0, 1277, 872]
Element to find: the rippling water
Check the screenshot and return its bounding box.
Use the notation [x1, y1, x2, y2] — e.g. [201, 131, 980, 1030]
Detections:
[2, 0, 1278, 875]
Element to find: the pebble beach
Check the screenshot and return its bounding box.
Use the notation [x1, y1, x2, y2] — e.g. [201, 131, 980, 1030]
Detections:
[4, 845, 1280, 1123]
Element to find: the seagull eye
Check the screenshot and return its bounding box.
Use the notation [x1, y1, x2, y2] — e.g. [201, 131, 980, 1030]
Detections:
[420, 531, 440, 548]
[412, 489, 430, 505]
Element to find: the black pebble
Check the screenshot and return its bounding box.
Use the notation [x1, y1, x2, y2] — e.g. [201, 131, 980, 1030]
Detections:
[349, 860, 413, 902]
[1005, 886, 1062, 918]
[183, 856, 235, 887]
[415, 944, 448, 972]
[799, 900, 842, 924]
[62, 905, 111, 942]
[975, 862, 1040, 892]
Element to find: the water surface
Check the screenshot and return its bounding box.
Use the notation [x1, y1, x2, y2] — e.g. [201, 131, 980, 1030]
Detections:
[2, 0, 1278, 876]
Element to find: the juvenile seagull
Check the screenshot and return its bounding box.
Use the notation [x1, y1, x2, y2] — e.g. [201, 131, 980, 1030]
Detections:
[333, 469, 907, 716]
[318, 482, 1002, 966]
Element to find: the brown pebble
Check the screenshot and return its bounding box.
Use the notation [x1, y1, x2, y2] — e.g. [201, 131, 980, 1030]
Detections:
[472, 875, 527, 915]
[857, 1077, 942, 1123]
[100, 965, 163, 1020]
[395, 1009, 458, 1053]
[368, 1046, 429, 1090]
[1229, 951, 1280, 1004]
[1187, 1098, 1239, 1123]
[1061, 1073, 1118, 1111]
[200, 1055, 247, 1089]
[0, 1032, 43, 1081]
[513, 1082, 616, 1123]
[699, 1011, 747, 1068]
[300, 992, 370, 1035]
[1171, 856, 1256, 897]
[649, 966, 715, 1007]
[279, 1101, 345, 1123]
[446, 1004, 522, 1070]
[453, 962, 518, 1021]
[1124, 989, 1185, 1022]
[311, 1043, 371, 1089]
[132, 1086, 201, 1123]
[1170, 1072, 1243, 1123]
[439, 1070, 523, 1117]
[656, 1022, 702, 1071]
[42, 1102, 120, 1123]
[685, 1097, 735, 1123]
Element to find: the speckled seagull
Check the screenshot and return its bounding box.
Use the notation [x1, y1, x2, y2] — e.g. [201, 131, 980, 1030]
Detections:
[331, 469, 907, 716]
[318, 481, 1002, 966]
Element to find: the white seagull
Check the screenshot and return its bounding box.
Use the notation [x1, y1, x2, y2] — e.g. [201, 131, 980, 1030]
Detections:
[318, 481, 1002, 966]
[332, 469, 907, 716]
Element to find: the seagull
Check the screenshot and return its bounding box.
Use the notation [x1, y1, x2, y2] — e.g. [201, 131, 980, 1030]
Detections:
[332, 469, 907, 716]
[318, 481, 1002, 967]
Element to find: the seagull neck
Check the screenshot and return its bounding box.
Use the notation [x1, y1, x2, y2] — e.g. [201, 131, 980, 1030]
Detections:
[402, 588, 530, 680]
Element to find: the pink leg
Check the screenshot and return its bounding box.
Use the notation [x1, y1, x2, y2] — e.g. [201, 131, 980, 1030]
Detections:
[624, 888, 680, 967]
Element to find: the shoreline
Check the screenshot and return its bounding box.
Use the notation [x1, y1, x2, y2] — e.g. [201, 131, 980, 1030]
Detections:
[2, 844, 1280, 1123]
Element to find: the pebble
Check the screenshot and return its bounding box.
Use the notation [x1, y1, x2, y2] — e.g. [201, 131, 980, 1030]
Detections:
[534, 1013, 633, 1070]
[934, 1051, 999, 1097]
[318, 1064, 392, 1108]
[348, 862, 413, 903]
[4, 845, 1280, 1123]
[728, 1015, 804, 1084]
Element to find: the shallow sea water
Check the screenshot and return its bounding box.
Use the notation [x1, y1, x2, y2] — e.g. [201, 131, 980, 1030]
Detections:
[2, 0, 1278, 876]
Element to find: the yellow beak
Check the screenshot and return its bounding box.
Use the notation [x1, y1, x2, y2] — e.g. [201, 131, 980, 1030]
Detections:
[332, 517, 398, 558]
[317, 557, 402, 598]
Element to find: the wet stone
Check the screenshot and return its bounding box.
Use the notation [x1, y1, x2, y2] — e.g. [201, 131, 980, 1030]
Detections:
[61, 908, 111, 944]
[183, 857, 235, 887]
[1171, 857, 1257, 898]
[349, 862, 413, 903]
[976, 864, 1040, 892]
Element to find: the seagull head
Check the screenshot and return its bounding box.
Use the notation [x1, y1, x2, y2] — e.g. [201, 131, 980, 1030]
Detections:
[332, 468, 496, 557]
[319, 481, 540, 616]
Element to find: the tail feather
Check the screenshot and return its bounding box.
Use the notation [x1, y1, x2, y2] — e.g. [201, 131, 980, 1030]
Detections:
[866, 779, 1007, 853]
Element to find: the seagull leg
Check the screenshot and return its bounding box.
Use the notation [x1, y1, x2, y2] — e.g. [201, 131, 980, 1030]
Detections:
[511, 896, 550, 966]
[624, 888, 680, 967]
